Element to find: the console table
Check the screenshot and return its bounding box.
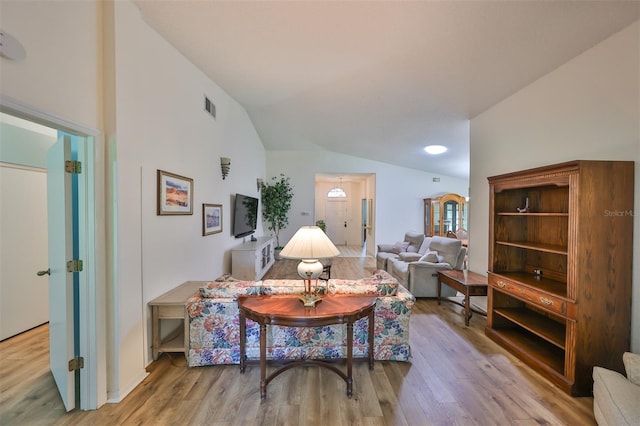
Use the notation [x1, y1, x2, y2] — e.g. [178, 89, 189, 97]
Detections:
[148, 281, 203, 360]
[437, 270, 488, 326]
[238, 295, 376, 399]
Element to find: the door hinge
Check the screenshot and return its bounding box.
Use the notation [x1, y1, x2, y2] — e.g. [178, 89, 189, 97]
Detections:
[65, 160, 82, 174]
[68, 356, 84, 371]
[66, 259, 83, 272]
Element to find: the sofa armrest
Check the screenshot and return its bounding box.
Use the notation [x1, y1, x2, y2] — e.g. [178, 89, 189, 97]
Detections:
[593, 366, 640, 425]
[377, 243, 395, 253]
[409, 261, 453, 273]
[407, 262, 453, 292]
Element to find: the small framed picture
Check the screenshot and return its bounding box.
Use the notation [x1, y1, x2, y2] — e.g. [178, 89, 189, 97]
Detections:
[157, 170, 193, 215]
[203, 203, 222, 235]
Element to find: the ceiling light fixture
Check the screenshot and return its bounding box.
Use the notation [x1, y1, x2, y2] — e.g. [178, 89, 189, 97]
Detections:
[424, 145, 447, 155]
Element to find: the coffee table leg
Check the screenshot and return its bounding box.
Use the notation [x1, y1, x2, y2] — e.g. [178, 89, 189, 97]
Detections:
[239, 311, 246, 373]
[260, 323, 267, 399]
[346, 322, 353, 398]
[437, 276, 442, 305]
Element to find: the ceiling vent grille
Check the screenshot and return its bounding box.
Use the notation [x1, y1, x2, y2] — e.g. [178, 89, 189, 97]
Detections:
[204, 96, 216, 119]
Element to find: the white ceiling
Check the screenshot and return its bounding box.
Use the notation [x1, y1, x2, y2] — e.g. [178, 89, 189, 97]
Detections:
[134, 1, 640, 180]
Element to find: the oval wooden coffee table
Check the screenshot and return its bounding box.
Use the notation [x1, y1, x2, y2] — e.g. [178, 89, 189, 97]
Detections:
[238, 295, 376, 399]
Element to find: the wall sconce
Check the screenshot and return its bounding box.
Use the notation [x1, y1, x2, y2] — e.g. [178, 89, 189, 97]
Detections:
[257, 178, 264, 192]
[220, 157, 231, 180]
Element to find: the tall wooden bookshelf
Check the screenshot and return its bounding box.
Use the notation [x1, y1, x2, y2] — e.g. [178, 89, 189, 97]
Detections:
[486, 160, 634, 396]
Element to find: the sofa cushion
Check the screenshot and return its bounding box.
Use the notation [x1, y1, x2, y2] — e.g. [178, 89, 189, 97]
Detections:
[398, 252, 422, 262]
[390, 241, 410, 254]
[417, 237, 432, 255]
[419, 250, 442, 263]
[200, 280, 264, 298]
[329, 270, 399, 296]
[404, 232, 424, 253]
[623, 352, 640, 386]
[428, 236, 462, 267]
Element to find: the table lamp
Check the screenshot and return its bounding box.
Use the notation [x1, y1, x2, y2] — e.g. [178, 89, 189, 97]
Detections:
[279, 225, 340, 307]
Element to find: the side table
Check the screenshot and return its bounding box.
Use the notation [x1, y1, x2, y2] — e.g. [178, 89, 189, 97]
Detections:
[437, 270, 488, 326]
[238, 295, 376, 399]
[148, 281, 203, 360]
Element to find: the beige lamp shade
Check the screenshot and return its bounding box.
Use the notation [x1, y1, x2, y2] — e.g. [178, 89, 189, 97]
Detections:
[280, 226, 341, 261]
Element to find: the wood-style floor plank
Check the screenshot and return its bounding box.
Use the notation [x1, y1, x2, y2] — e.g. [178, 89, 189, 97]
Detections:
[0, 255, 596, 425]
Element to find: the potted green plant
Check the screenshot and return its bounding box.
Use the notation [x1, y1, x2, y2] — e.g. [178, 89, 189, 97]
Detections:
[261, 174, 294, 257]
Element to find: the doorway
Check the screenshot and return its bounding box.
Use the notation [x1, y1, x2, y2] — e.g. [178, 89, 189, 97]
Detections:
[0, 100, 103, 410]
[314, 173, 376, 257]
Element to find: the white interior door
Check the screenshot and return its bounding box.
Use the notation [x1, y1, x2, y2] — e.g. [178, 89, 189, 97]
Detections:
[47, 135, 75, 411]
[325, 200, 348, 246]
[0, 165, 49, 340]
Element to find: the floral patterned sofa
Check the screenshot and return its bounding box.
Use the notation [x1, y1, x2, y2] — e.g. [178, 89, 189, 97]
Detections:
[186, 270, 415, 367]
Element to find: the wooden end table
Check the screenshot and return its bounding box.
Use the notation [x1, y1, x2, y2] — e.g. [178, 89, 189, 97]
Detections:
[437, 270, 488, 326]
[148, 281, 204, 360]
[238, 295, 376, 399]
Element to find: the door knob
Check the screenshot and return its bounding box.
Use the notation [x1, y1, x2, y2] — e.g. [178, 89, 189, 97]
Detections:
[37, 268, 50, 276]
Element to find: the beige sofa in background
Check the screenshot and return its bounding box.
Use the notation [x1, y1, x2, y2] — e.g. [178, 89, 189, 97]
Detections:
[388, 235, 466, 298]
[375, 231, 424, 271]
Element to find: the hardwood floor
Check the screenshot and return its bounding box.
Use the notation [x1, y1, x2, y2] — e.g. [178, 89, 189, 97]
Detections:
[0, 256, 595, 425]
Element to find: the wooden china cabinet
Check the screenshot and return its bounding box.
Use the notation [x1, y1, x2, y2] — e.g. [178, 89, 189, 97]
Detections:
[423, 193, 467, 237]
[486, 160, 634, 396]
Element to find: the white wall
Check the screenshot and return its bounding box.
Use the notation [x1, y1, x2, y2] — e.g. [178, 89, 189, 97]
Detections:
[1, 0, 268, 405]
[267, 150, 468, 251]
[0, 0, 106, 406]
[108, 1, 267, 400]
[0, 1, 100, 130]
[469, 21, 640, 351]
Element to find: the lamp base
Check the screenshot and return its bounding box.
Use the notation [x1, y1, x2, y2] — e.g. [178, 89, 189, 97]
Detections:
[299, 293, 322, 308]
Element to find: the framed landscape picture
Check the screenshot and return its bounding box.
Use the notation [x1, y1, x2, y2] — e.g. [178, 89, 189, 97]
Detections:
[203, 203, 222, 235]
[157, 170, 193, 215]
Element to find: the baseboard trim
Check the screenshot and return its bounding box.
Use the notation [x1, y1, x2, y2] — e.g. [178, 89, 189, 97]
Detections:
[106, 370, 149, 404]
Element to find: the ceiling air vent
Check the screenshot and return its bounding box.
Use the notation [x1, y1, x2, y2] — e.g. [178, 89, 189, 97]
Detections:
[204, 96, 216, 119]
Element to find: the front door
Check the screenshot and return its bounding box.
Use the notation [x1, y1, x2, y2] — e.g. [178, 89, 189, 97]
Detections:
[325, 200, 348, 246]
[46, 135, 76, 411]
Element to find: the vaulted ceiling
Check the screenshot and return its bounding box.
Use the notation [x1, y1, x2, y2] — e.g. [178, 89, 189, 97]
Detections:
[134, 1, 640, 179]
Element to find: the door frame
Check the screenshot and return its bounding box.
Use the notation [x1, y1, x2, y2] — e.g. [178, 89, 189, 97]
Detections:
[314, 173, 376, 256]
[0, 95, 106, 410]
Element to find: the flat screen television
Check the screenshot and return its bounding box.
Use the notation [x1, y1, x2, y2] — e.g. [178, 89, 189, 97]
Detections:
[232, 193, 259, 238]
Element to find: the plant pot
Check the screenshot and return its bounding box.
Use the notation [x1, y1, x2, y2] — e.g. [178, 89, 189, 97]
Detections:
[274, 247, 283, 260]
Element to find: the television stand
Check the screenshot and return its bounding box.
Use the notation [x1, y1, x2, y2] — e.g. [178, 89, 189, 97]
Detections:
[231, 236, 275, 281]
